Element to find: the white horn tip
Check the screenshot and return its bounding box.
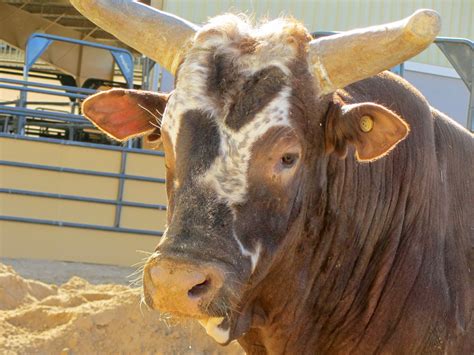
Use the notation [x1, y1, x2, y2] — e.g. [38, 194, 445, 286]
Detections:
[406, 9, 441, 42]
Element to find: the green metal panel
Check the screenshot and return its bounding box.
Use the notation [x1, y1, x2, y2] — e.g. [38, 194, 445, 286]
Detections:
[163, 0, 473, 68]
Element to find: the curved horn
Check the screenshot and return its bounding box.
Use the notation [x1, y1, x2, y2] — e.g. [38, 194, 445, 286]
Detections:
[309, 9, 441, 95]
[70, 0, 199, 75]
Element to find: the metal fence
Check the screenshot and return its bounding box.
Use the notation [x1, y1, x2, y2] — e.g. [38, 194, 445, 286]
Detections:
[0, 40, 27, 64]
[0, 35, 167, 258]
[1, 32, 472, 252]
[0, 133, 166, 237]
[0, 34, 138, 142]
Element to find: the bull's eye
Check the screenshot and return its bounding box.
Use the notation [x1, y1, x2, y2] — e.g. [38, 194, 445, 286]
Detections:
[281, 153, 298, 167]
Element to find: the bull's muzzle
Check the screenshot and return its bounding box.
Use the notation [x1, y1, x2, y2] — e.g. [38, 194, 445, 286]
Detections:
[143, 257, 225, 318]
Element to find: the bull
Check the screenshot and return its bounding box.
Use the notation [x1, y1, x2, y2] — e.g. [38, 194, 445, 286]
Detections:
[72, 1, 473, 353]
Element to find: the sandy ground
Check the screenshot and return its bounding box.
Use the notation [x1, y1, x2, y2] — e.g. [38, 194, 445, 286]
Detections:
[0, 259, 244, 354]
[2, 258, 135, 285]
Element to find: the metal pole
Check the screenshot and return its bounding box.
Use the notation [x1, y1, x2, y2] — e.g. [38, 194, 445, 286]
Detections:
[114, 149, 128, 227]
[17, 61, 28, 135]
[469, 59, 474, 132]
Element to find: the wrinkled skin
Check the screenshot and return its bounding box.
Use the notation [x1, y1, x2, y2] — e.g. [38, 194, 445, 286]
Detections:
[151, 54, 320, 341]
[82, 16, 473, 355]
[152, 68, 472, 353]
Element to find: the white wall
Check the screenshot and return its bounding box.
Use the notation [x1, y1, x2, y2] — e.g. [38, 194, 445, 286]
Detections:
[403, 63, 470, 128]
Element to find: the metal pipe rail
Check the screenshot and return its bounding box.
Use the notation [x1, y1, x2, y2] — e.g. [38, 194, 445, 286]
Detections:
[0, 76, 95, 135]
[10, 33, 135, 135]
[0, 133, 166, 237]
[0, 83, 89, 100]
[0, 160, 166, 183]
[0, 216, 163, 237]
[0, 188, 167, 211]
[0, 78, 97, 95]
[0, 106, 91, 124]
[0, 133, 164, 156]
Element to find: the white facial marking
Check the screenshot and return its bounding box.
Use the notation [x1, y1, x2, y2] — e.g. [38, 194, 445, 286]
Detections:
[159, 16, 303, 268]
[161, 55, 217, 154]
[161, 14, 300, 159]
[202, 86, 292, 205]
[232, 230, 261, 273]
[198, 317, 230, 344]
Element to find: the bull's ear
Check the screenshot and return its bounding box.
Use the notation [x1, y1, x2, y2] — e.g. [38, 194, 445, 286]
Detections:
[82, 88, 168, 142]
[325, 99, 409, 162]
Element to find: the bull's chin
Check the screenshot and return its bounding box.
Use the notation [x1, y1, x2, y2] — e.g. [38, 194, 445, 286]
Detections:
[147, 301, 252, 345]
[197, 307, 253, 345]
[198, 317, 230, 344]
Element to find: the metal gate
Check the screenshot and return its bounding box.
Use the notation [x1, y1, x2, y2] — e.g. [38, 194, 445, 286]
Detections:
[0, 35, 165, 266]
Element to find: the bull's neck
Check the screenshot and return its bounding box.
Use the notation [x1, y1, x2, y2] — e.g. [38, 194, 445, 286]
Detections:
[239, 154, 440, 354]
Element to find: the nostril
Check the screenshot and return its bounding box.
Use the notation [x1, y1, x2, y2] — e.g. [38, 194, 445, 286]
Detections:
[188, 278, 211, 298]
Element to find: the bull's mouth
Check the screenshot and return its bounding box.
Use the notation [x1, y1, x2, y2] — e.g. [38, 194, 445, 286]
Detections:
[145, 296, 252, 345]
[197, 305, 254, 345]
[143, 286, 254, 345]
[142, 258, 254, 344]
[198, 316, 229, 343]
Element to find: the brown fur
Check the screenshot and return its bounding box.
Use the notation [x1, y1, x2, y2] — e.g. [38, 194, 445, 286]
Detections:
[236, 70, 473, 354]
[82, 15, 473, 354]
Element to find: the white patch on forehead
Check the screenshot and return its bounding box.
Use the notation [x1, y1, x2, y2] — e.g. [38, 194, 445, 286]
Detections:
[197, 15, 298, 77]
[201, 86, 291, 205]
[161, 14, 304, 155]
[161, 56, 216, 153]
[157, 15, 306, 286]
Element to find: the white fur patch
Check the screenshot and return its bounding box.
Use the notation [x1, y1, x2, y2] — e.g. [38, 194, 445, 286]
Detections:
[161, 60, 216, 153]
[201, 86, 291, 204]
[159, 16, 300, 269]
[161, 15, 300, 156]
[198, 317, 230, 344]
[232, 230, 261, 273]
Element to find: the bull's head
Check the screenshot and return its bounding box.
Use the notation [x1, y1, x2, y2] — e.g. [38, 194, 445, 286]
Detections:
[73, 0, 440, 345]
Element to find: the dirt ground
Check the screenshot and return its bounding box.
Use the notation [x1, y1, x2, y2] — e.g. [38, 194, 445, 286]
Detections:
[2, 258, 136, 285]
[0, 259, 244, 354]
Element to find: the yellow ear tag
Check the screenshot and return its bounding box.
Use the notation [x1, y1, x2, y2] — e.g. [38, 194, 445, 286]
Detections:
[359, 115, 374, 133]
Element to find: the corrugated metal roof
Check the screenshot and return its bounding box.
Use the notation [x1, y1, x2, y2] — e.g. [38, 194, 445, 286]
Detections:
[163, 0, 473, 67]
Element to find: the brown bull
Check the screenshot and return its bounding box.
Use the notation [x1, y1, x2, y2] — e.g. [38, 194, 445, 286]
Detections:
[72, 1, 473, 353]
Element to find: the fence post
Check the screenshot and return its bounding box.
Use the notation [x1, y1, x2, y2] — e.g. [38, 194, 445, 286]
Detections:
[114, 149, 127, 227]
